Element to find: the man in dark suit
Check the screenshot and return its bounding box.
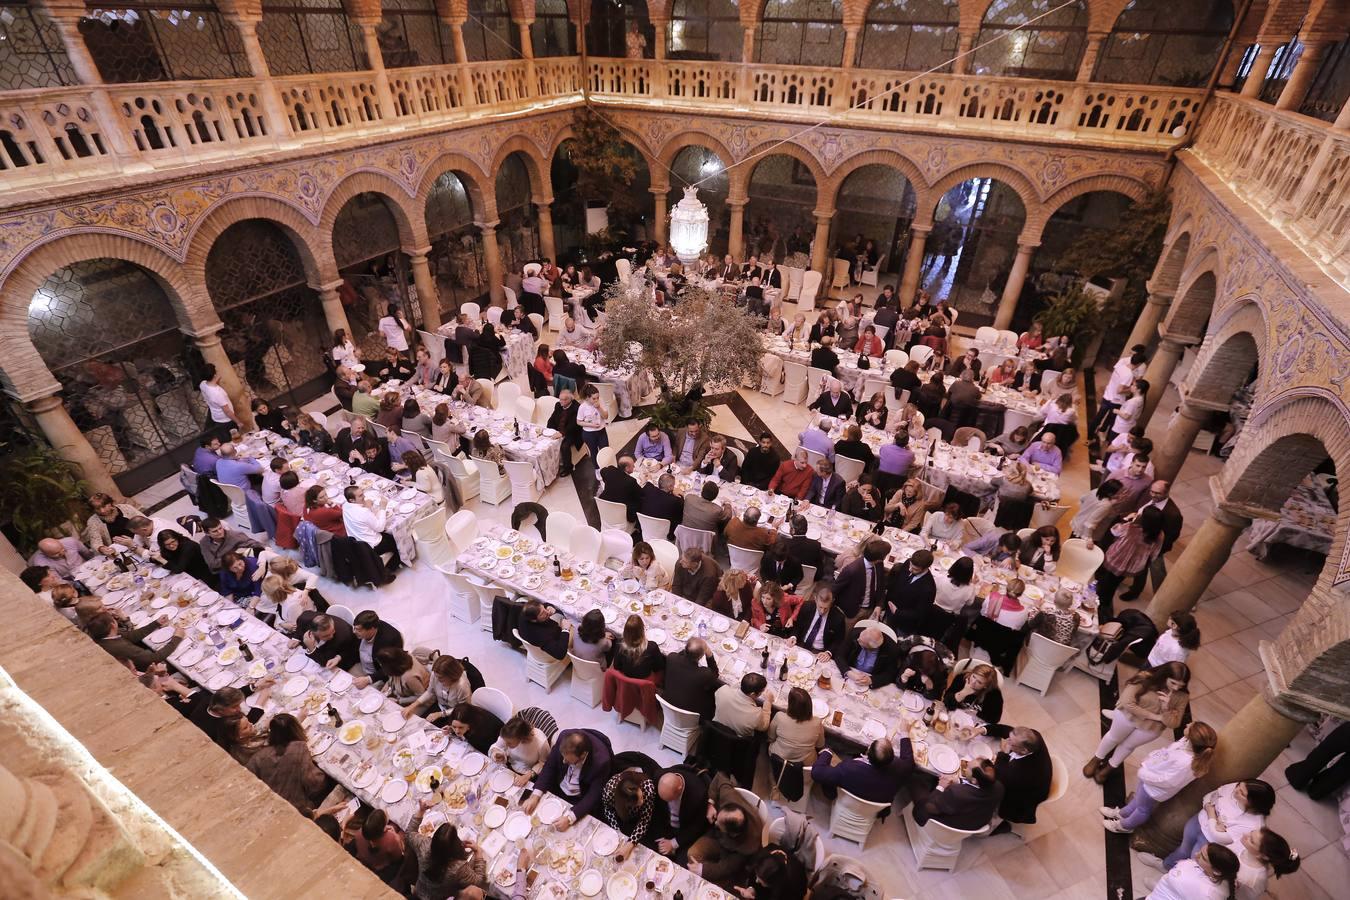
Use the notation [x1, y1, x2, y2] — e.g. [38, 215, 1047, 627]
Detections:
[517, 600, 570, 660]
[523, 728, 613, 824]
[694, 436, 740, 482]
[759, 543, 804, 592]
[806, 459, 846, 510]
[661, 637, 721, 720]
[834, 623, 900, 688]
[992, 727, 1054, 831]
[87, 611, 184, 671]
[791, 584, 846, 659]
[599, 454, 642, 521]
[304, 613, 361, 671]
[809, 336, 840, 376]
[1120, 479, 1184, 600]
[831, 539, 889, 618]
[639, 473, 684, 538]
[811, 738, 913, 803]
[648, 764, 711, 861]
[910, 758, 1005, 832]
[351, 610, 404, 684]
[779, 515, 823, 572]
[332, 366, 358, 411]
[547, 388, 583, 476]
[872, 302, 900, 348]
[883, 549, 937, 635]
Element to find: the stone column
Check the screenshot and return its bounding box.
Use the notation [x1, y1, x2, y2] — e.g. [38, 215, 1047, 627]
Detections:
[898, 226, 930, 304]
[652, 19, 668, 61]
[37, 2, 141, 158]
[479, 222, 506, 306]
[517, 20, 535, 59]
[25, 393, 121, 498]
[742, 25, 755, 63]
[535, 197, 557, 261]
[952, 31, 975, 75]
[1140, 336, 1187, 426]
[190, 329, 255, 431]
[1125, 292, 1172, 351]
[221, 13, 294, 143]
[1240, 43, 1279, 98]
[1132, 693, 1307, 857]
[1144, 502, 1251, 629]
[841, 26, 860, 70]
[993, 242, 1037, 329]
[1151, 402, 1210, 484]
[727, 196, 748, 262]
[407, 248, 441, 328]
[355, 19, 399, 120]
[1076, 31, 1108, 82]
[1275, 39, 1332, 111]
[811, 209, 834, 276]
[316, 280, 354, 340]
[651, 187, 669, 245]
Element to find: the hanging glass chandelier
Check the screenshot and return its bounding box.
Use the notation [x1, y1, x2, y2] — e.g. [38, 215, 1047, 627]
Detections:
[669, 186, 709, 265]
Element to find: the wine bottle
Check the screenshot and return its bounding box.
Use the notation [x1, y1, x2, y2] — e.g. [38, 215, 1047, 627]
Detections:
[760, 647, 769, 670]
[552, 555, 561, 576]
[923, 703, 935, 726]
[778, 657, 789, 681]
[239, 640, 253, 661]
[328, 703, 343, 727]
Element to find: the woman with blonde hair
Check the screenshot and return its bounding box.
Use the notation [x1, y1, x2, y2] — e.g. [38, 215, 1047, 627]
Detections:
[262, 574, 316, 633]
[884, 478, 929, 532]
[1104, 721, 1217, 833]
[709, 569, 754, 621]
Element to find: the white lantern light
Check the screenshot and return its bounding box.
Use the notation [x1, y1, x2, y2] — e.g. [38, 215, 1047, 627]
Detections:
[669, 186, 709, 265]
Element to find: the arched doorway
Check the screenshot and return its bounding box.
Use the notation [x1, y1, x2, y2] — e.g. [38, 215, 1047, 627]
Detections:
[755, 0, 845, 66]
[857, 0, 959, 72]
[425, 171, 489, 310]
[550, 136, 653, 254]
[834, 164, 919, 279]
[332, 192, 415, 338]
[745, 153, 817, 261]
[26, 259, 205, 493]
[972, 0, 1087, 80]
[1025, 190, 1137, 331]
[495, 153, 541, 276]
[588, 0, 652, 58]
[923, 178, 1026, 324]
[667, 146, 729, 254]
[204, 219, 330, 406]
[1093, 0, 1233, 86]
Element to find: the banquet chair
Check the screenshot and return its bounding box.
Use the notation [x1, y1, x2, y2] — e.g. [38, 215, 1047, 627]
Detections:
[486, 306, 503, 327]
[675, 524, 715, 556]
[996, 329, 1019, 347]
[596, 497, 632, 532]
[470, 687, 514, 721]
[903, 808, 990, 871]
[830, 258, 851, 296]
[1029, 503, 1070, 529]
[727, 544, 765, 574]
[782, 361, 809, 404]
[859, 620, 898, 642]
[924, 426, 944, 448]
[802, 448, 828, 471]
[649, 540, 679, 581]
[544, 295, 565, 332]
[594, 382, 620, 422]
[503, 459, 540, 505]
[860, 377, 890, 405]
[527, 312, 545, 337]
[727, 446, 745, 469]
[615, 258, 632, 282]
[411, 506, 456, 571]
[596, 447, 618, 470]
[638, 513, 673, 544]
[445, 506, 479, 555]
[833, 455, 867, 485]
[501, 287, 516, 312]
[326, 604, 355, 625]
[951, 427, 986, 450]
[514, 628, 570, 691]
[785, 266, 805, 302]
[859, 253, 885, 288]
[568, 524, 604, 564]
[870, 324, 889, 344]
[602, 668, 656, 729]
[975, 326, 1000, 344]
[766, 818, 827, 870]
[827, 788, 891, 848]
[798, 564, 817, 593]
[513, 395, 536, 425]
[475, 378, 496, 408]
[884, 349, 909, 369]
[461, 302, 482, 326]
[444, 455, 481, 502]
[1056, 538, 1104, 586]
[179, 464, 199, 503]
[806, 367, 831, 407]
[735, 787, 772, 832]
[655, 695, 701, 755]
[534, 395, 558, 425]
[546, 511, 578, 549]
[472, 456, 512, 505]
[443, 571, 484, 623]
[760, 355, 785, 397]
[1017, 632, 1080, 695]
[497, 380, 522, 411]
[599, 528, 634, 570]
[211, 480, 252, 532]
[417, 330, 446, 368]
[567, 653, 605, 707]
[799, 270, 823, 311]
[909, 345, 933, 367]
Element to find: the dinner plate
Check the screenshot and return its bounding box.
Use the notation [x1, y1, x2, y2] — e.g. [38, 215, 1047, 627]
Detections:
[173, 646, 204, 668]
[709, 617, 731, 633]
[426, 731, 449, 755]
[381, 779, 409, 803]
[606, 872, 637, 900]
[351, 761, 378, 790]
[542, 428, 559, 438]
[620, 578, 641, 594]
[415, 766, 444, 793]
[283, 675, 309, 697]
[590, 828, 620, 856]
[645, 855, 676, 885]
[740, 484, 756, 495]
[214, 608, 241, 627]
[578, 870, 604, 897]
[196, 591, 218, 607]
[150, 595, 171, 609]
[329, 670, 353, 693]
[502, 811, 532, 840]
[483, 805, 508, 828]
[717, 637, 739, 653]
[285, 654, 309, 674]
[928, 745, 961, 775]
[862, 719, 887, 741]
[576, 560, 595, 574]
[675, 600, 694, 616]
[216, 645, 241, 666]
[489, 769, 515, 793]
[458, 752, 486, 776]
[697, 884, 729, 900]
[129, 610, 153, 628]
[524, 575, 543, 590]
[380, 711, 405, 733]
[497, 565, 516, 579]
[601, 607, 618, 624]
[536, 795, 567, 824]
[358, 693, 384, 714]
[793, 649, 815, 668]
[400, 488, 419, 501]
[648, 627, 667, 645]
[812, 698, 830, 720]
[901, 691, 927, 713]
[206, 671, 234, 691]
[308, 733, 335, 756]
[477, 557, 497, 570]
[149, 566, 170, 578]
[147, 625, 174, 644]
[398, 502, 417, 514]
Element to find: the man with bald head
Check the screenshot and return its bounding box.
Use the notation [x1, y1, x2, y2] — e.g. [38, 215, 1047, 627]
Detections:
[811, 737, 913, 804]
[28, 536, 92, 581]
[834, 623, 900, 687]
[598, 453, 642, 520]
[648, 764, 711, 861]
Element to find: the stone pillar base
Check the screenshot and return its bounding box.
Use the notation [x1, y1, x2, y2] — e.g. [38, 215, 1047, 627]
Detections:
[1144, 502, 1249, 628]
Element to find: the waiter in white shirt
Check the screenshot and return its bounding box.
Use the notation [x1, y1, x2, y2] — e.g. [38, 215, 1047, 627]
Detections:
[341, 485, 403, 568]
[1091, 345, 1148, 433]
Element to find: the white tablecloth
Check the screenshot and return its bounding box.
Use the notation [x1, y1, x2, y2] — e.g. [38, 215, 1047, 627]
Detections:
[1243, 477, 1335, 559]
[559, 347, 651, 418]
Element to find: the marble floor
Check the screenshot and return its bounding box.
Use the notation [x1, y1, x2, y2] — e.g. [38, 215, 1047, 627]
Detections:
[131, 310, 1348, 899]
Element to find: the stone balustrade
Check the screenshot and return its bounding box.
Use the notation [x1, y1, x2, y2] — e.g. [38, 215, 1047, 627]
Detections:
[1193, 92, 1350, 288]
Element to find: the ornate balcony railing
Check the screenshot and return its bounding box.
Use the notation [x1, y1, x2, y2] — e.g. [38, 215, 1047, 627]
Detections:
[589, 59, 1204, 148]
[1193, 92, 1350, 286]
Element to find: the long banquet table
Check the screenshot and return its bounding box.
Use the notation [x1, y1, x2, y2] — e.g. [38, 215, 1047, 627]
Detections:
[555, 347, 651, 418]
[76, 554, 720, 900]
[1243, 476, 1336, 559]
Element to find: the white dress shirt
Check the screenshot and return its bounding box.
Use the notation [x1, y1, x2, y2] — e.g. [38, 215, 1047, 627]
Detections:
[261, 471, 284, 506]
[342, 502, 387, 547]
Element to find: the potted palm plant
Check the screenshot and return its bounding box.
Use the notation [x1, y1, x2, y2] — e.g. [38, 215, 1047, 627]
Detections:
[0, 443, 90, 555]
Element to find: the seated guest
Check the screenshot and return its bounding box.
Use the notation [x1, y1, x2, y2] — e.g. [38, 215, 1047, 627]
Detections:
[599, 454, 642, 521]
[695, 435, 740, 481]
[780, 513, 824, 571]
[351, 610, 404, 687]
[709, 569, 755, 621]
[896, 638, 950, 700]
[831, 538, 888, 618]
[753, 580, 802, 636]
[981, 578, 1031, 630]
[400, 397, 431, 437]
[638, 473, 684, 536]
[673, 547, 721, 607]
[602, 770, 658, 860]
[335, 418, 392, 477]
[191, 685, 272, 762]
[199, 517, 265, 573]
[570, 610, 613, 664]
[156, 530, 212, 582]
[635, 424, 674, 463]
[214, 442, 264, 500]
[834, 424, 875, 470]
[988, 424, 1032, 457]
[809, 336, 840, 376]
[687, 774, 765, 889]
[713, 672, 774, 737]
[877, 431, 916, 488]
[429, 402, 467, 449]
[352, 807, 405, 881]
[218, 551, 261, 601]
[725, 506, 776, 553]
[430, 356, 459, 394]
[947, 348, 982, 380]
[246, 713, 329, 816]
[963, 529, 1022, 568]
[489, 715, 552, 786]
[945, 663, 1008, 735]
[759, 543, 803, 593]
[883, 548, 936, 634]
[806, 459, 846, 510]
[682, 480, 733, 533]
[992, 727, 1053, 830]
[839, 475, 884, 523]
[768, 449, 815, 500]
[612, 614, 664, 679]
[1032, 589, 1082, 646]
[769, 686, 825, 771]
[87, 611, 184, 671]
[809, 378, 853, 418]
[402, 814, 485, 897]
[790, 584, 845, 661]
[649, 766, 711, 860]
[522, 729, 613, 827]
[835, 624, 900, 688]
[445, 701, 503, 755]
[812, 738, 913, 805]
[404, 655, 473, 724]
[341, 485, 404, 569]
[854, 324, 884, 358]
[662, 637, 721, 720]
[739, 433, 780, 491]
[301, 486, 346, 536]
[1021, 432, 1064, 474]
[518, 600, 570, 660]
[890, 359, 923, 401]
[808, 312, 836, 344]
[673, 422, 712, 471]
[262, 575, 317, 634]
[797, 420, 835, 461]
[857, 392, 888, 431]
[303, 612, 360, 671]
[192, 435, 222, 478]
[28, 535, 92, 583]
[619, 541, 669, 590]
[910, 758, 1004, 831]
[375, 647, 429, 707]
[920, 503, 971, 546]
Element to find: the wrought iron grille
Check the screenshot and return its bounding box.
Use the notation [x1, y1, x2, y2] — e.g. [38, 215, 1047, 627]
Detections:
[204, 219, 329, 408]
[746, 155, 817, 259]
[667, 0, 741, 62]
[835, 163, 918, 275]
[755, 0, 845, 68]
[0, 1, 77, 90]
[27, 259, 211, 493]
[972, 0, 1087, 81]
[80, 3, 248, 82]
[587, 0, 650, 59]
[924, 178, 1026, 326]
[379, 0, 450, 67]
[333, 192, 417, 333]
[258, 0, 368, 76]
[1093, 0, 1232, 87]
[463, 0, 518, 62]
[426, 170, 489, 310]
[531, 0, 574, 58]
[857, 0, 959, 73]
